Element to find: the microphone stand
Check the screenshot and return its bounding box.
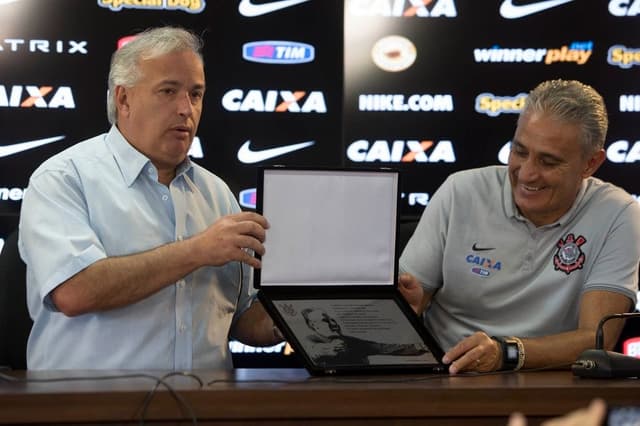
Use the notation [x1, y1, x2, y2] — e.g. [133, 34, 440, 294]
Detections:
[572, 312, 640, 378]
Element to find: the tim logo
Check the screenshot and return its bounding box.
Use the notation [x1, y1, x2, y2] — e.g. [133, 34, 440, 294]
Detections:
[553, 233, 586, 275]
[242, 41, 314, 64]
[238, 188, 257, 209]
[0, 85, 75, 109]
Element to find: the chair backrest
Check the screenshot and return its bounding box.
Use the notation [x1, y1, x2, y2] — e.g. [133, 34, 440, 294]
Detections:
[398, 217, 420, 254]
[0, 229, 32, 369]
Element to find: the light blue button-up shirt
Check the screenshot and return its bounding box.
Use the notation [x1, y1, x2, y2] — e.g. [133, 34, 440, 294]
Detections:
[19, 126, 255, 370]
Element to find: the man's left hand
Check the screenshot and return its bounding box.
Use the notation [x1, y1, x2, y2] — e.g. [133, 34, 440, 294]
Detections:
[442, 331, 502, 374]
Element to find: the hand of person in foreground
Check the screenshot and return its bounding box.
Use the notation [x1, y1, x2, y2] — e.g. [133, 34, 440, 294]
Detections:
[507, 398, 606, 426]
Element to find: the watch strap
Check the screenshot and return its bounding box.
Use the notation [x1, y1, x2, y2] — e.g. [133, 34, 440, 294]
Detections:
[492, 336, 521, 371]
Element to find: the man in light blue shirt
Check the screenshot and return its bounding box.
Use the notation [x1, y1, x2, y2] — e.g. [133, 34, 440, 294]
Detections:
[18, 26, 282, 370]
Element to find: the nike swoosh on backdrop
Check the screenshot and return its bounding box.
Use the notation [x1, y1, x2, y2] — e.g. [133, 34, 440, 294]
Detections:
[0, 136, 65, 158]
[237, 140, 315, 164]
[499, 0, 575, 19]
[238, 0, 312, 17]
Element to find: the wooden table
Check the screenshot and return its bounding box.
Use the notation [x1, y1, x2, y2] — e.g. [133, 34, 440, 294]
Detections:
[0, 368, 638, 425]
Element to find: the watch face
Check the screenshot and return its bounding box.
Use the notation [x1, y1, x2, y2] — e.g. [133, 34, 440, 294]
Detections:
[507, 345, 519, 361]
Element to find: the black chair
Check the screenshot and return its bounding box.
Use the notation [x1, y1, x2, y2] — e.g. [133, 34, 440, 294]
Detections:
[0, 229, 32, 370]
[398, 216, 420, 254]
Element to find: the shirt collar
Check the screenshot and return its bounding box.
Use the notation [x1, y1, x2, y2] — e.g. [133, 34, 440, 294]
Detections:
[105, 125, 193, 187]
[503, 172, 588, 227]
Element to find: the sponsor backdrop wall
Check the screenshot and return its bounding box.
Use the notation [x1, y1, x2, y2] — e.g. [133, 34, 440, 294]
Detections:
[1, 0, 639, 365]
[345, 0, 639, 219]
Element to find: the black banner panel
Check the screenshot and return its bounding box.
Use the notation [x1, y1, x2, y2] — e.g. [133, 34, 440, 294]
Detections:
[1, 0, 639, 365]
[344, 0, 640, 219]
[0, 0, 342, 238]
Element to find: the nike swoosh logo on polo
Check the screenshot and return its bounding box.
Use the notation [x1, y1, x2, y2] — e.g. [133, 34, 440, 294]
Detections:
[237, 140, 315, 164]
[0, 136, 65, 158]
[472, 243, 495, 251]
[499, 0, 575, 19]
[238, 0, 312, 17]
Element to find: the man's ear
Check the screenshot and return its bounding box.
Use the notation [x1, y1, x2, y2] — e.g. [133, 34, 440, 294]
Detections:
[115, 86, 130, 118]
[582, 149, 606, 178]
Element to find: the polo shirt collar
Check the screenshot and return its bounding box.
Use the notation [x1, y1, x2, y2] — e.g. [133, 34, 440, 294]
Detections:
[105, 125, 194, 187]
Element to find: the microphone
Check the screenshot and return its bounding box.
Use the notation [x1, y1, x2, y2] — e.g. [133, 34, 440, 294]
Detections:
[572, 312, 640, 378]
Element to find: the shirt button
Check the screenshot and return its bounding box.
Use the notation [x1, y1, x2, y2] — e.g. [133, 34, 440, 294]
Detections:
[177, 235, 184, 241]
[162, 195, 169, 201]
[177, 280, 185, 288]
[180, 324, 187, 333]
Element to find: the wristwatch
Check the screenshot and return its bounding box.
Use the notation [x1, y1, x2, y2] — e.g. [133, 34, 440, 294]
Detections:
[492, 336, 520, 371]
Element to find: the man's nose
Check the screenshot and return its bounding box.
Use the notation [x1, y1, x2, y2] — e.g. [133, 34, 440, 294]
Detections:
[518, 156, 539, 180]
[177, 92, 194, 117]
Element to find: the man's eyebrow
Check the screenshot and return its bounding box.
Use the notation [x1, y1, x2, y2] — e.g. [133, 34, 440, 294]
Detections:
[539, 152, 564, 163]
[156, 80, 205, 90]
[512, 140, 565, 162]
[156, 79, 180, 86]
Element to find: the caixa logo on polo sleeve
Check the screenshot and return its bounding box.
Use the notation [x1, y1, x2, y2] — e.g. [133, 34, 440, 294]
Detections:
[553, 233, 586, 274]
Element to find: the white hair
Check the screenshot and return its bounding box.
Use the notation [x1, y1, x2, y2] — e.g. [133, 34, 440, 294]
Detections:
[106, 26, 203, 125]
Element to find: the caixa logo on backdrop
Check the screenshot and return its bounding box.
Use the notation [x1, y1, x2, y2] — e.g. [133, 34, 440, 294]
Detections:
[347, 139, 456, 163]
[0, 85, 75, 109]
[606, 140, 640, 163]
[222, 89, 327, 113]
[242, 41, 314, 64]
[347, 0, 457, 17]
[497, 140, 640, 164]
[609, 0, 640, 16]
[97, 0, 205, 13]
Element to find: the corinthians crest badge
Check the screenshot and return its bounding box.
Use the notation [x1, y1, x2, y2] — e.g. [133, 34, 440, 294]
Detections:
[553, 233, 586, 275]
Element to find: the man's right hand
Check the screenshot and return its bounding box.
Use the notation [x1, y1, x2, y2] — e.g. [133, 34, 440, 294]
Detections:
[195, 212, 270, 269]
[398, 273, 430, 315]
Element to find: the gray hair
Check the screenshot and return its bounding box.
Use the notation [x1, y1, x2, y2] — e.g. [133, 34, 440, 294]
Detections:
[107, 26, 204, 125]
[519, 79, 608, 155]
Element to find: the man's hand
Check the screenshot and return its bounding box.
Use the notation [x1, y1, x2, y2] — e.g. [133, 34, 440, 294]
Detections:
[398, 273, 428, 314]
[442, 331, 502, 374]
[194, 212, 269, 269]
[508, 398, 607, 426]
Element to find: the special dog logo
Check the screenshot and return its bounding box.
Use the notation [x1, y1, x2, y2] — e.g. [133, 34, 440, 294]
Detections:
[553, 233, 586, 274]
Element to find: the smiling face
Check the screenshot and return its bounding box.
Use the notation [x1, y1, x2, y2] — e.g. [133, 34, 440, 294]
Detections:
[508, 111, 605, 226]
[115, 49, 205, 184]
